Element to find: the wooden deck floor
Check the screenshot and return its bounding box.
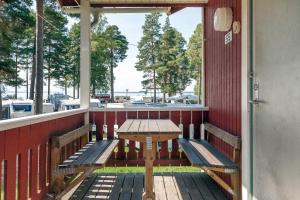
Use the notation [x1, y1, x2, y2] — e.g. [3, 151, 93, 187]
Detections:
[69, 173, 229, 200]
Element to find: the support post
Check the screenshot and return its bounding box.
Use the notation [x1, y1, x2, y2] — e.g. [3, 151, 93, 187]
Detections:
[80, 0, 91, 124]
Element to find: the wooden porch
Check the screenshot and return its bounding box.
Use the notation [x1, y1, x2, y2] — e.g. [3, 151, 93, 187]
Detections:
[66, 173, 228, 200]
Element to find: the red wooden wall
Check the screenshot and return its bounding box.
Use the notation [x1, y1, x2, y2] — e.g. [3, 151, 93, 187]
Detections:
[204, 0, 241, 160]
[204, 0, 242, 195]
[0, 113, 84, 200]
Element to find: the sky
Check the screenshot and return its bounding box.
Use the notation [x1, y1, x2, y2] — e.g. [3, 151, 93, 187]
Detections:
[102, 8, 202, 93]
[6, 7, 202, 98]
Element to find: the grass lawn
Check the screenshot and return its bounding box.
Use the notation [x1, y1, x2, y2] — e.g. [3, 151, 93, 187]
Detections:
[95, 166, 200, 174]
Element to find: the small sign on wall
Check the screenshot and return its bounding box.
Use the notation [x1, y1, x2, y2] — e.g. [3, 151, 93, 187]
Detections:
[225, 31, 233, 45]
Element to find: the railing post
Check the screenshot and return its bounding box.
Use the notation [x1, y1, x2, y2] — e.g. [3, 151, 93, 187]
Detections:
[80, 0, 91, 125]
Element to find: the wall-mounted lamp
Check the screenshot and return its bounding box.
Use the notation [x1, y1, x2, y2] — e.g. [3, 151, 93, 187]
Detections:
[214, 7, 233, 32]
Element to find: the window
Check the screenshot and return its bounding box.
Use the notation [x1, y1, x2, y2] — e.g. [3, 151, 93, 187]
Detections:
[12, 105, 32, 112]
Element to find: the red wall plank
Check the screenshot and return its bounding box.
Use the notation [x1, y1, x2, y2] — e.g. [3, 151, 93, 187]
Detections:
[204, 0, 241, 156]
[204, 0, 242, 196]
[4, 129, 19, 200]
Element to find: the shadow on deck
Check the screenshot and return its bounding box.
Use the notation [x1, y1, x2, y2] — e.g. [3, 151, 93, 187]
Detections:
[67, 173, 229, 200]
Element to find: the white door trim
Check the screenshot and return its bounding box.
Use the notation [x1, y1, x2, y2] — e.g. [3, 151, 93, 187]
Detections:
[241, 0, 252, 199]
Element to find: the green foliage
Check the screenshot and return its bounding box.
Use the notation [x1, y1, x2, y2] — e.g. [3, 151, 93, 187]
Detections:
[157, 17, 192, 100]
[187, 23, 203, 99]
[90, 16, 109, 95]
[43, 1, 69, 96]
[0, 0, 34, 87]
[135, 13, 162, 101]
[102, 25, 128, 101]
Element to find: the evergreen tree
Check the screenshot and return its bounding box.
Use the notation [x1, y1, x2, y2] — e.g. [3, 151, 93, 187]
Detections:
[44, 1, 68, 99]
[187, 23, 203, 103]
[157, 17, 192, 102]
[35, 0, 44, 114]
[90, 16, 109, 96]
[67, 23, 80, 98]
[102, 25, 128, 102]
[0, 0, 33, 119]
[135, 13, 162, 103]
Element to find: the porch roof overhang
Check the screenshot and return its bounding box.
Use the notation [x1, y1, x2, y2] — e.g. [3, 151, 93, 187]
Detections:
[58, 0, 207, 14]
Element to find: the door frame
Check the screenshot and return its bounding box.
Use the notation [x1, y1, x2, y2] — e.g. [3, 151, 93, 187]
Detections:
[241, 0, 254, 199]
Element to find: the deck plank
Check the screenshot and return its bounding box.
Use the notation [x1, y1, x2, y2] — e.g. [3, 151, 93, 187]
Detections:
[181, 173, 205, 200]
[191, 173, 216, 200]
[173, 173, 192, 200]
[108, 174, 125, 200]
[202, 174, 229, 200]
[70, 173, 228, 200]
[154, 174, 167, 200]
[69, 175, 97, 200]
[132, 174, 144, 200]
[163, 174, 180, 200]
[119, 174, 134, 200]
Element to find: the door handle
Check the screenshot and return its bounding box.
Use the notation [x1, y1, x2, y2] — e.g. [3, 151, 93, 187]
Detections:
[249, 99, 264, 104]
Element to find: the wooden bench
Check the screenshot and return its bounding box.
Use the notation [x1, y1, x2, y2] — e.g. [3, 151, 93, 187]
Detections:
[178, 122, 241, 200]
[50, 124, 119, 197]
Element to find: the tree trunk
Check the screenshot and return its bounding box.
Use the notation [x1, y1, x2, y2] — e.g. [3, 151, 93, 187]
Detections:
[153, 69, 156, 103]
[30, 37, 36, 100]
[65, 83, 67, 95]
[110, 52, 114, 103]
[197, 64, 201, 104]
[26, 54, 29, 99]
[92, 83, 95, 97]
[15, 46, 18, 99]
[35, 0, 44, 114]
[77, 65, 80, 99]
[73, 80, 76, 98]
[152, 55, 156, 103]
[0, 82, 2, 120]
[47, 45, 51, 101]
[77, 83, 79, 99]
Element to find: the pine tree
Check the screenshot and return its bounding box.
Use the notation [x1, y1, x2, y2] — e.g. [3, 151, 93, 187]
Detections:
[35, 0, 44, 114]
[102, 25, 128, 102]
[187, 23, 203, 103]
[0, 0, 33, 119]
[90, 16, 109, 96]
[157, 17, 192, 102]
[67, 23, 80, 98]
[136, 13, 162, 103]
[44, 1, 68, 99]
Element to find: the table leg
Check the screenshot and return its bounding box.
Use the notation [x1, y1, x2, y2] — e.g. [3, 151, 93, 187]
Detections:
[143, 141, 156, 200]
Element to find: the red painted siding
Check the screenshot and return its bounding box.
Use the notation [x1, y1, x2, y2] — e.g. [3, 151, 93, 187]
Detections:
[0, 113, 85, 200]
[204, 0, 242, 196]
[204, 0, 241, 158]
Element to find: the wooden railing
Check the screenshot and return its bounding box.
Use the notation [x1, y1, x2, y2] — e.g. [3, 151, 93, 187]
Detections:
[0, 106, 208, 199]
[89, 106, 208, 166]
[0, 109, 87, 200]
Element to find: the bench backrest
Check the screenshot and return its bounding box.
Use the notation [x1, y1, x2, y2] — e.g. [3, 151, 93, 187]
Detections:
[204, 123, 241, 150]
[52, 124, 92, 148]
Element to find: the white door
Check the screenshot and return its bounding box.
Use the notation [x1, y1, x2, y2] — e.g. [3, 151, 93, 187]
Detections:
[252, 0, 300, 199]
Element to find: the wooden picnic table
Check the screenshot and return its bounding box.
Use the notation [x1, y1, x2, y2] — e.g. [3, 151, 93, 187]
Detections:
[117, 119, 181, 200]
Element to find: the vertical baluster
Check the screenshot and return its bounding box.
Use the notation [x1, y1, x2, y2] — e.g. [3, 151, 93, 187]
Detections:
[168, 111, 173, 161]
[178, 110, 183, 163]
[91, 112, 96, 141]
[200, 111, 205, 140]
[124, 111, 129, 164]
[189, 111, 194, 139]
[114, 111, 119, 164]
[103, 111, 108, 140]
[157, 111, 161, 161]
[135, 111, 140, 166]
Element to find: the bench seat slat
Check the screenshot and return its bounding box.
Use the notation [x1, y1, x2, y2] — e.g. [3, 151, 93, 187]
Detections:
[61, 140, 119, 168]
[178, 139, 238, 170]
